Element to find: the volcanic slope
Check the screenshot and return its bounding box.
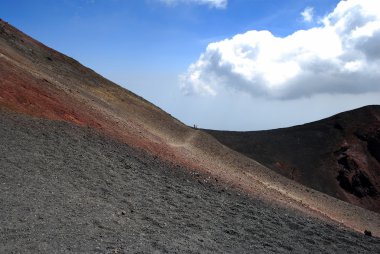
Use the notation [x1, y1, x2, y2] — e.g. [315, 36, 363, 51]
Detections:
[2, 111, 380, 253]
[206, 106, 380, 213]
[0, 17, 379, 249]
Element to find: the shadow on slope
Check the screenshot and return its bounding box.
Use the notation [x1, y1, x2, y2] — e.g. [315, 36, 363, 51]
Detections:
[206, 106, 380, 213]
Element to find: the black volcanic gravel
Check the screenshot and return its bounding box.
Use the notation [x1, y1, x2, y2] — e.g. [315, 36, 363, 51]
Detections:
[0, 111, 379, 253]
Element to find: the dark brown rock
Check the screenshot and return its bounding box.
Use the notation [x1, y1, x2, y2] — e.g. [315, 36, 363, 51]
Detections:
[206, 106, 380, 212]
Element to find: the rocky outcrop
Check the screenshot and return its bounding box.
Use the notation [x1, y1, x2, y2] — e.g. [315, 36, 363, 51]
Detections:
[355, 129, 380, 163]
[336, 154, 377, 198]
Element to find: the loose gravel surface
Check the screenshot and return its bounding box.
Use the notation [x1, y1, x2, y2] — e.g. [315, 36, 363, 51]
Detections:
[1, 111, 379, 253]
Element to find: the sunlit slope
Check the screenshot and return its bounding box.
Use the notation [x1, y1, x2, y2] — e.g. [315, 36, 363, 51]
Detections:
[1, 19, 379, 236]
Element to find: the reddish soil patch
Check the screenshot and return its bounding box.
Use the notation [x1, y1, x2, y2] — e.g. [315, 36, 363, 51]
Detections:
[0, 62, 84, 126]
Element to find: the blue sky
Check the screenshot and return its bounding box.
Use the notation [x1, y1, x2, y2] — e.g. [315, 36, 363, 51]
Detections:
[2, 0, 380, 130]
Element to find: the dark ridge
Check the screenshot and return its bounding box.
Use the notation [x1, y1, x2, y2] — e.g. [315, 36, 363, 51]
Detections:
[205, 105, 380, 213]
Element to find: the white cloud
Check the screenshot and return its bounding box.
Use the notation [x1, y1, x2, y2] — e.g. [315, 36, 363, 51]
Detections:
[159, 0, 227, 9]
[181, 0, 380, 99]
[301, 7, 314, 22]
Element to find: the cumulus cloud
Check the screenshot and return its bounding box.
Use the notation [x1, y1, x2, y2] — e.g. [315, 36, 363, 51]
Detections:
[159, 0, 227, 9]
[180, 0, 380, 99]
[301, 7, 314, 22]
